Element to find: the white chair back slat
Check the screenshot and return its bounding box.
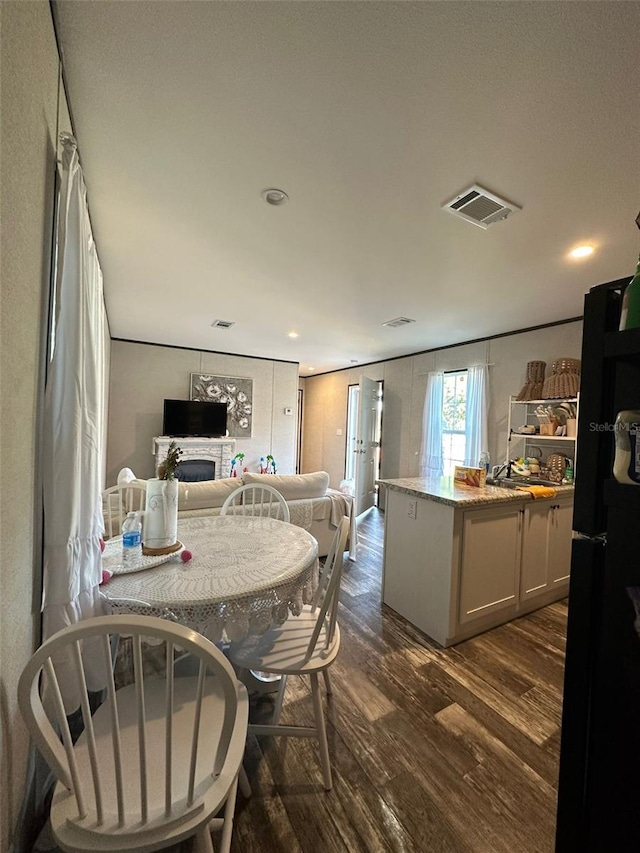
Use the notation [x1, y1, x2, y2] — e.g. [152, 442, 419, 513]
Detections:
[220, 484, 290, 523]
[214, 661, 242, 778]
[102, 484, 146, 539]
[18, 614, 247, 849]
[71, 640, 104, 824]
[100, 633, 125, 826]
[132, 634, 149, 823]
[43, 658, 86, 816]
[304, 517, 349, 663]
[164, 639, 174, 816]
[187, 660, 207, 806]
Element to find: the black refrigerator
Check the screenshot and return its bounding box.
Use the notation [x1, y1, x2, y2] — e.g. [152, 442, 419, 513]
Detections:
[556, 276, 640, 852]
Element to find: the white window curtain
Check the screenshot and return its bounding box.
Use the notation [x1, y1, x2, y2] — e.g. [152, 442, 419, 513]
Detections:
[464, 364, 489, 468]
[419, 371, 444, 476]
[42, 133, 109, 711]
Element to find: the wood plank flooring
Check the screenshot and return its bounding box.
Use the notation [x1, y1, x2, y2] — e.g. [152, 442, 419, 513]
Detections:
[230, 508, 567, 853]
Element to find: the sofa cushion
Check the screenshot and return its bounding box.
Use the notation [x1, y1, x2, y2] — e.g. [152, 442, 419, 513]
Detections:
[130, 477, 240, 510]
[241, 471, 329, 501]
[177, 477, 240, 510]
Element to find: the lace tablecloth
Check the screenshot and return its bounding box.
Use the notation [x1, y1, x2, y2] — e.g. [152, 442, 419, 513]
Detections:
[103, 516, 319, 643]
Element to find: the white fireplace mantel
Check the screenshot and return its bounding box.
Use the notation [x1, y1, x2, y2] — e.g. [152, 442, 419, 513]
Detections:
[153, 437, 236, 480]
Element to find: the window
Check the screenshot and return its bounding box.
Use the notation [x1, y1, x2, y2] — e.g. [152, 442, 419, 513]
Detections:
[442, 370, 467, 475]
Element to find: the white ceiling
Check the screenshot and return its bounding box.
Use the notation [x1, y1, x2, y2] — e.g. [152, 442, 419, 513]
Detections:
[54, 1, 640, 375]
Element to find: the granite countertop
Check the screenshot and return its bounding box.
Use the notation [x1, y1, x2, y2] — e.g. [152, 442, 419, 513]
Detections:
[376, 476, 575, 508]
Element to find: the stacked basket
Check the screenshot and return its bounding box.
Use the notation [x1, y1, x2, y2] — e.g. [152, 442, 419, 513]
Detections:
[541, 358, 581, 399]
[516, 361, 546, 401]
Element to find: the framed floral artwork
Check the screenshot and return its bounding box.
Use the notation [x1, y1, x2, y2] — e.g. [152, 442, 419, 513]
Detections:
[190, 374, 253, 437]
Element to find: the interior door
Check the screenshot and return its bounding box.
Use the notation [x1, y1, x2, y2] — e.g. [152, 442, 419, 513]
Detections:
[354, 376, 379, 516]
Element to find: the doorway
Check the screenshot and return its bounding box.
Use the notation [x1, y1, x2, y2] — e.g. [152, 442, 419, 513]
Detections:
[346, 379, 383, 515]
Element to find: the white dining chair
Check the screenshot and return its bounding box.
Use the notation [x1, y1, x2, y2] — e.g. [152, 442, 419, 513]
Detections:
[18, 614, 248, 853]
[220, 483, 290, 523]
[102, 483, 146, 539]
[227, 516, 349, 791]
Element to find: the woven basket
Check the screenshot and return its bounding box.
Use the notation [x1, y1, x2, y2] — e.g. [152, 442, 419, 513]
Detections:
[516, 361, 546, 401]
[541, 358, 581, 399]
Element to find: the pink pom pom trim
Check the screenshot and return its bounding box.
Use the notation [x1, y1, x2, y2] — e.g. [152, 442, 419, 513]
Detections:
[100, 569, 112, 585]
[181, 549, 193, 563]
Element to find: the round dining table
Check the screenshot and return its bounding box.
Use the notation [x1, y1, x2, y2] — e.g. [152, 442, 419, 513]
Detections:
[101, 515, 319, 645]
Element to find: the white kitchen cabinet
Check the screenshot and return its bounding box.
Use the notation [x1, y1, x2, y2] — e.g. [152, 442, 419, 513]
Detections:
[459, 504, 522, 624]
[520, 495, 573, 601]
[547, 497, 573, 587]
[381, 484, 573, 647]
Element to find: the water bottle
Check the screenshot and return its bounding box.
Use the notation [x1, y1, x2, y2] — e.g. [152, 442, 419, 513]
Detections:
[122, 511, 142, 568]
[478, 451, 491, 473]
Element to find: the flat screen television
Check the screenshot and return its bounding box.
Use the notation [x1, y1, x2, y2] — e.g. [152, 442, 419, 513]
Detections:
[163, 399, 227, 438]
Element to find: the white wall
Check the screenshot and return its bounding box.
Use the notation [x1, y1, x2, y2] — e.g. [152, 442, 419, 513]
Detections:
[0, 4, 71, 850]
[302, 321, 583, 488]
[107, 340, 299, 484]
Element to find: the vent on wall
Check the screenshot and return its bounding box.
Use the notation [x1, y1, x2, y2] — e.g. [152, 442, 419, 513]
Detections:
[442, 184, 522, 229]
[382, 317, 416, 328]
[211, 319, 235, 329]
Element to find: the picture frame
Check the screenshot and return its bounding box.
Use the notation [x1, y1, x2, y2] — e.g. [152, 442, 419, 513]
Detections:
[189, 374, 253, 438]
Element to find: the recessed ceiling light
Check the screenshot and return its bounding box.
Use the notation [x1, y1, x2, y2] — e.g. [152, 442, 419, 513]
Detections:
[307, 366, 315, 371]
[569, 245, 595, 259]
[287, 331, 299, 338]
[262, 188, 289, 206]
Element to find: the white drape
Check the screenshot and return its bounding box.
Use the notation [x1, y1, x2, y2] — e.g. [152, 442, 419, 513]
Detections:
[419, 371, 444, 476]
[42, 133, 109, 711]
[464, 364, 489, 468]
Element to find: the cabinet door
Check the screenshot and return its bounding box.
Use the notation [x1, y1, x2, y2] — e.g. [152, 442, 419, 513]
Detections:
[520, 502, 551, 600]
[521, 498, 573, 602]
[459, 505, 521, 624]
[548, 498, 573, 586]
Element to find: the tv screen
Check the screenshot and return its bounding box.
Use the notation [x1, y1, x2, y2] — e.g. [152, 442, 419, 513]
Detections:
[163, 399, 227, 438]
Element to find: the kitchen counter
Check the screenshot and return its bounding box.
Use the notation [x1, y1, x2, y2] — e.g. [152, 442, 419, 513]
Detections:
[378, 476, 574, 647]
[377, 475, 574, 507]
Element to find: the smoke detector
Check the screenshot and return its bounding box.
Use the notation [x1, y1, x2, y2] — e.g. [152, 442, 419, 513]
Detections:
[442, 184, 521, 229]
[211, 319, 235, 329]
[382, 317, 416, 328]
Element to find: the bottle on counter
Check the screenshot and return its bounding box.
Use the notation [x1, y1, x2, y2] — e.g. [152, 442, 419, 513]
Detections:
[619, 255, 640, 330]
[613, 410, 640, 485]
[478, 451, 491, 473]
[122, 511, 143, 568]
[563, 461, 574, 485]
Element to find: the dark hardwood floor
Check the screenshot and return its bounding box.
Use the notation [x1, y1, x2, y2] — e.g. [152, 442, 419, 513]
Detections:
[231, 508, 567, 853]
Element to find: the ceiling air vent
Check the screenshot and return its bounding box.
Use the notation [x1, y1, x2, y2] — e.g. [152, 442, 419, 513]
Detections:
[382, 317, 416, 328]
[210, 319, 235, 329]
[442, 184, 521, 229]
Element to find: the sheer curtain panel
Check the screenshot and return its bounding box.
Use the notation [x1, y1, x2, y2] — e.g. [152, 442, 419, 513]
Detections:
[419, 371, 445, 476]
[42, 134, 109, 711]
[464, 364, 489, 468]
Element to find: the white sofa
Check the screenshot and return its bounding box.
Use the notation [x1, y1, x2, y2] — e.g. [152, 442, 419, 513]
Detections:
[125, 470, 356, 560]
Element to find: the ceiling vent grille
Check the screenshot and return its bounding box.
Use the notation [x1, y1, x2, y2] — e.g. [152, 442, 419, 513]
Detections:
[442, 184, 521, 229]
[211, 319, 235, 329]
[382, 317, 416, 328]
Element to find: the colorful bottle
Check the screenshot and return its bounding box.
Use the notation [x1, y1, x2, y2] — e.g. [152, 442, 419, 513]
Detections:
[619, 255, 640, 330]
